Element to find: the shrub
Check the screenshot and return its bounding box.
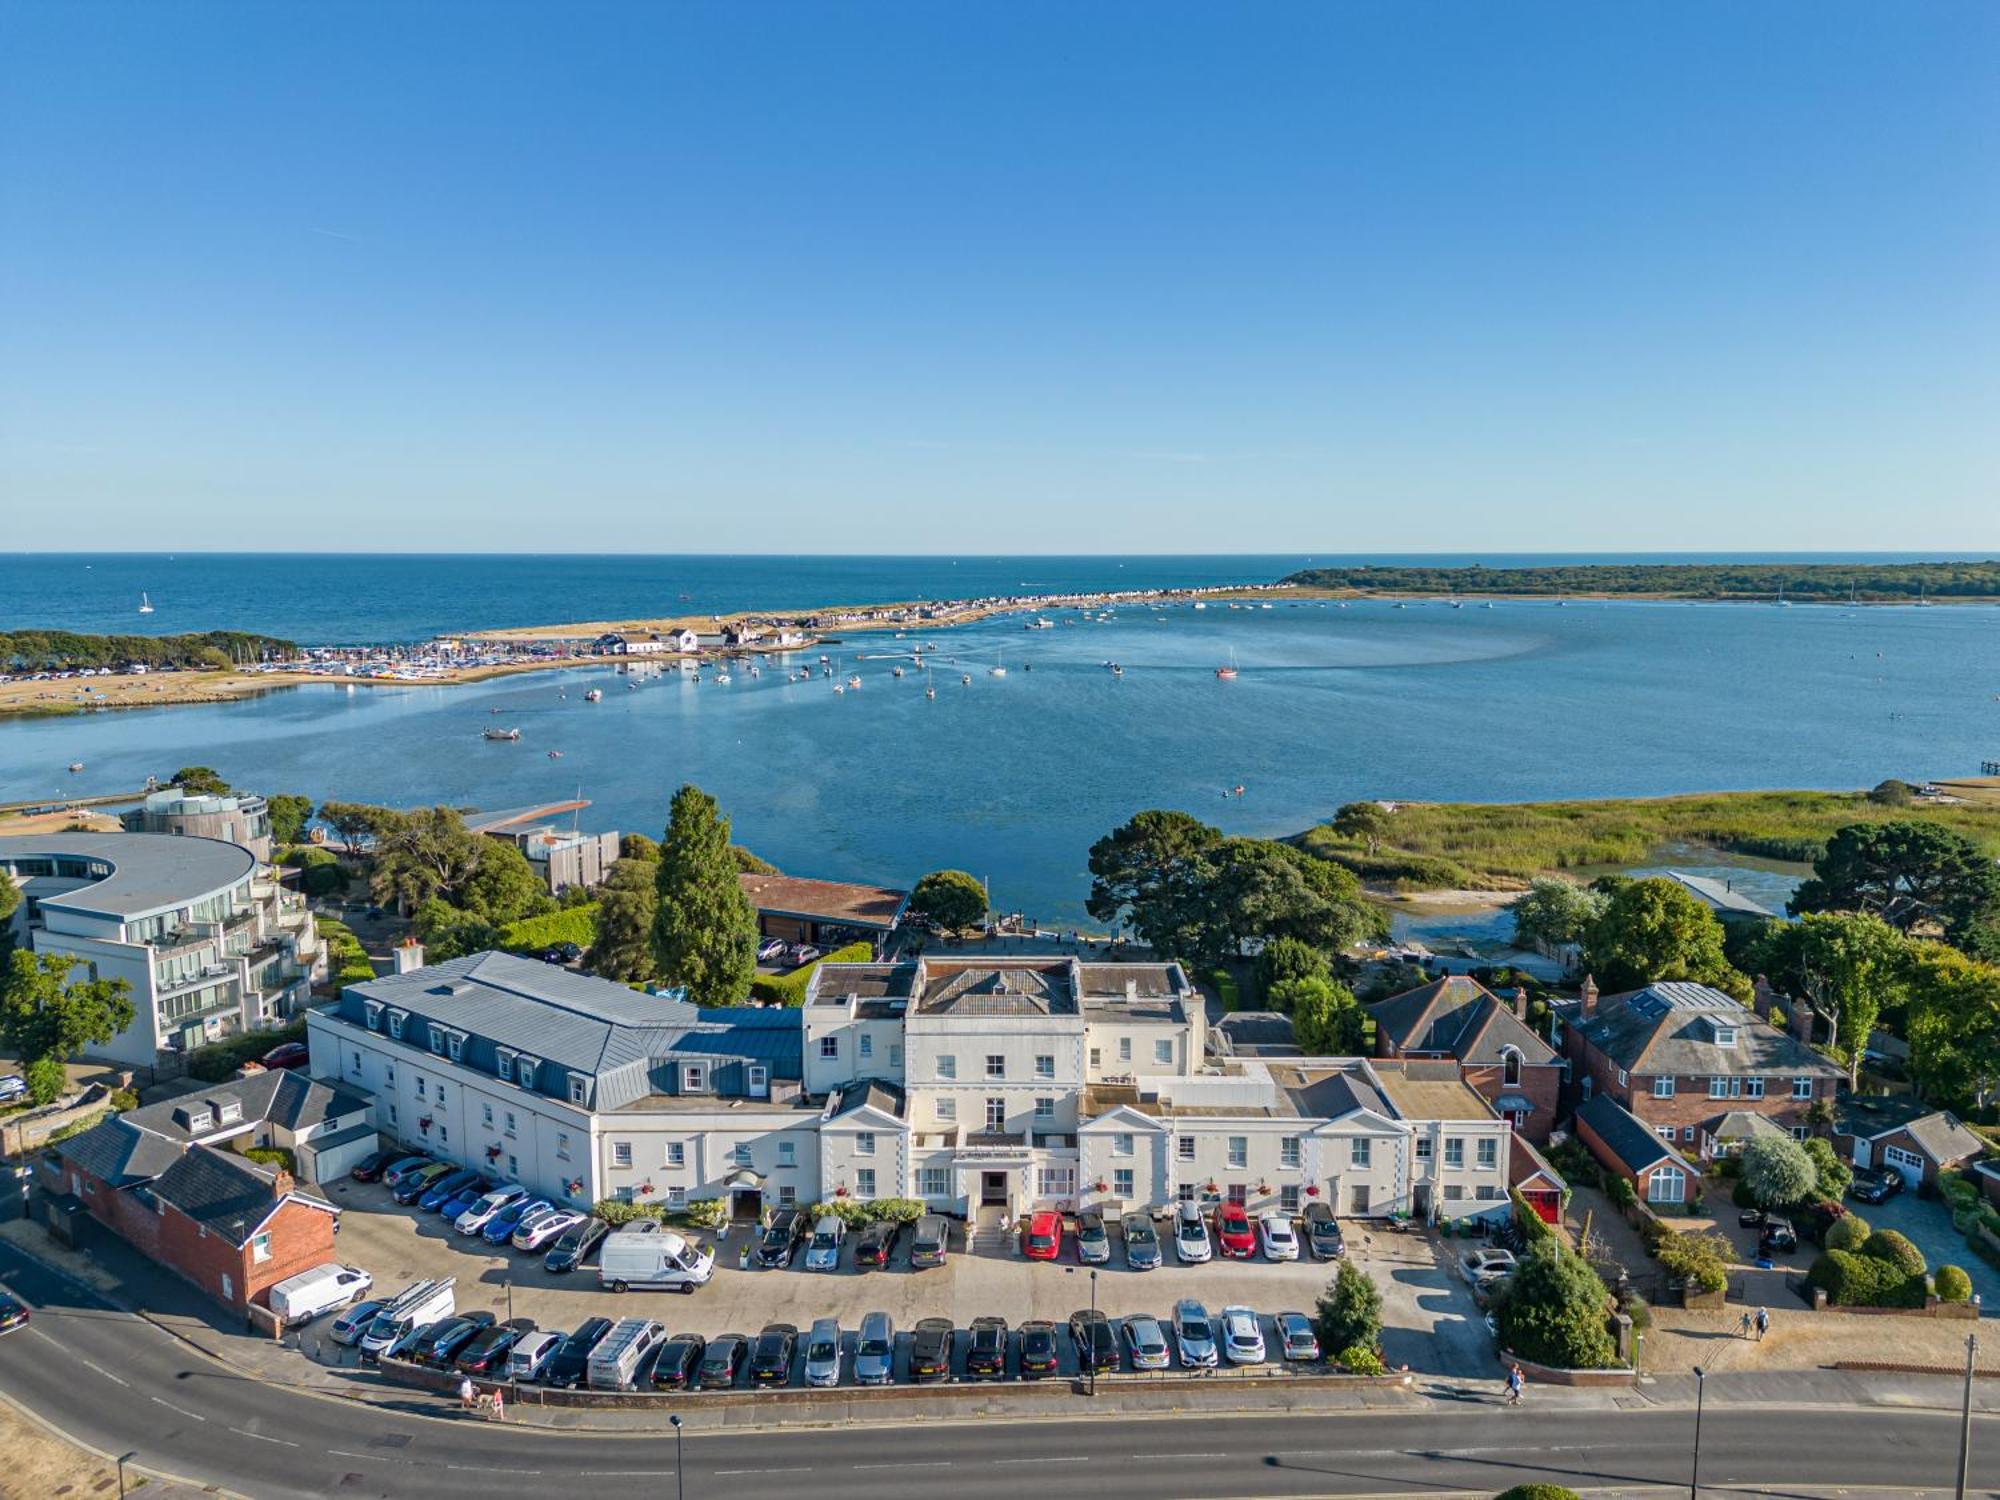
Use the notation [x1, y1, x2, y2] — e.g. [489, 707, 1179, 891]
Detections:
[1620, 1291, 1652, 1331]
[1651, 1230, 1731, 1292]
[1936, 1264, 1974, 1303]
[749, 941, 875, 1005]
[684, 1197, 727, 1229]
[1807, 1249, 1924, 1307]
[1494, 1488, 1583, 1500]
[316, 917, 374, 993]
[1824, 1213, 1871, 1253]
[859, 1196, 927, 1224]
[23, 1056, 66, 1107]
[108, 1087, 139, 1112]
[500, 903, 600, 955]
[1336, 1343, 1385, 1376]
[243, 1146, 297, 1174]
[1741, 1136, 1817, 1209]
[804, 1198, 875, 1228]
[1495, 1244, 1617, 1369]
[593, 1199, 667, 1227]
[1605, 1173, 1636, 1209]
[1510, 1190, 1558, 1249]
[1315, 1260, 1384, 1357]
[188, 1019, 307, 1083]
[1938, 1174, 1980, 1212]
[1862, 1229, 1927, 1277]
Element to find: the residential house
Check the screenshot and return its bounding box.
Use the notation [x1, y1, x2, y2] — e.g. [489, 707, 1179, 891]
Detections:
[1829, 1096, 1984, 1189]
[740, 873, 910, 950]
[1368, 975, 1563, 1141]
[1574, 1093, 1698, 1207]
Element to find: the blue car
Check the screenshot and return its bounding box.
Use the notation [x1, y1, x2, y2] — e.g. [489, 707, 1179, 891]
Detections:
[440, 1185, 488, 1221]
[482, 1197, 551, 1246]
[419, 1170, 484, 1213]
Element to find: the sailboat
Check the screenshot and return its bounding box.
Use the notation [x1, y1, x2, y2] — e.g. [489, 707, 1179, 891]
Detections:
[137, 592, 154, 615]
[988, 648, 1007, 678]
[1215, 647, 1238, 681]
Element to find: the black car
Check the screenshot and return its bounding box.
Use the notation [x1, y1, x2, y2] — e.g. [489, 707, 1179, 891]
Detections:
[544, 1316, 615, 1388]
[698, 1332, 749, 1390]
[650, 1333, 707, 1390]
[1068, 1308, 1117, 1373]
[757, 1209, 810, 1269]
[538, 942, 584, 964]
[966, 1316, 1007, 1378]
[1120, 1212, 1161, 1271]
[348, 1148, 403, 1183]
[1018, 1319, 1058, 1377]
[454, 1318, 535, 1376]
[412, 1312, 495, 1367]
[749, 1323, 798, 1386]
[853, 1219, 902, 1270]
[1303, 1202, 1346, 1260]
[1758, 1215, 1798, 1255]
[385, 1317, 454, 1363]
[1850, 1169, 1906, 1205]
[910, 1318, 955, 1383]
[544, 1215, 610, 1274]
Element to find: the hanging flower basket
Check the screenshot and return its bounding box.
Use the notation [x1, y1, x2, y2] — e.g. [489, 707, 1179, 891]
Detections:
[484, 1144, 502, 1161]
[1204, 1180, 1219, 1194]
[638, 1181, 655, 1198]
[1093, 1180, 1109, 1192]
[417, 1116, 433, 1133]
[834, 1185, 849, 1198]
[566, 1178, 585, 1197]
[1256, 1182, 1271, 1194]
[1305, 1184, 1321, 1197]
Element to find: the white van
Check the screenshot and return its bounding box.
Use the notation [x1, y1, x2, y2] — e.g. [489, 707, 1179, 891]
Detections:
[586, 1317, 668, 1390]
[597, 1224, 716, 1294]
[357, 1276, 457, 1359]
[267, 1263, 374, 1327]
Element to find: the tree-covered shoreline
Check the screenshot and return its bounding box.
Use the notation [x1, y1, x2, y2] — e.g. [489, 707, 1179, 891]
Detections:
[0, 628, 296, 671]
[1279, 560, 2000, 602]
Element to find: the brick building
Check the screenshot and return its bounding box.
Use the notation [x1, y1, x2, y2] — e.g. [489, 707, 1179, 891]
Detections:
[1554, 977, 1841, 1163]
[1367, 976, 1563, 1142]
[1574, 1094, 1697, 1206]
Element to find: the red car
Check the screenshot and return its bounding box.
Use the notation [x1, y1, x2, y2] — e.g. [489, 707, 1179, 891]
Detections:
[1215, 1202, 1256, 1258]
[261, 1042, 311, 1071]
[1022, 1210, 1062, 1261]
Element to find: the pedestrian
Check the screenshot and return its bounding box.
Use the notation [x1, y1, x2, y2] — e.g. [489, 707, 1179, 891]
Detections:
[458, 1374, 477, 1413]
[1755, 1306, 1769, 1341]
[1738, 1310, 1753, 1340]
[488, 1386, 505, 1423]
[1506, 1363, 1524, 1406]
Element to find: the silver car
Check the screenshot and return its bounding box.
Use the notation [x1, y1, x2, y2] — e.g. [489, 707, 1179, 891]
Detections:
[1173, 1298, 1217, 1368]
[1121, 1314, 1170, 1371]
[1174, 1203, 1212, 1264]
[1221, 1305, 1265, 1365]
[854, 1311, 895, 1385]
[803, 1316, 842, 1388]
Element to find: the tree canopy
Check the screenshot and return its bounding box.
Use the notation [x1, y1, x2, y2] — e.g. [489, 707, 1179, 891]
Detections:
[456, 839, 555, 927]
[0, 950, 136, 1063]
[1313, 1260, 1383, 1355]
[589, 855, 661, 982]
[265, 793, 313, 846]
[1256, 935, 1329, 997]
[368, 806, 486, 910]
[1494, 1243, 1616, 1369]
[908, 869, 988, 932]
[1276, 974, 1365, 1054]
[1085, 809, 1222, 956]
[1751, 911, 1908, 1084]
[651, 785, 758, 1005]
[168, 765, 230, 795]
[1741, 1135, 1816, 1209]
[1790, 820, 2000, 951]
[1510, 878, 1607, 950]
[1902, 942, 2000, 1110]
[1583, 877, 1749, 1000]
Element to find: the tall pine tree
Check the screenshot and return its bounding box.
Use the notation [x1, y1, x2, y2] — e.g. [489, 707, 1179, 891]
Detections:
[650, 785, 758, 1005]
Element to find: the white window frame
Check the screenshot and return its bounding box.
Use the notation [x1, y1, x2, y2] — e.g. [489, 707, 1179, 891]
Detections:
[985, 1055, 1006, 1080]
[1177, 1135, 1196, 1162]
[1113, 1133, 1135, 1158]
[936, 1097, 957, 1121]
[820, 1036, 839, 1060]
[1279, 1137, 1300, 1169]
[856, 1167, 876, 1198]
[859, 1034, 873, 1059]
[1792, 1077, 1814, 1100]
[1443, 1137, 1464, 1169]
[1034, 1097, 1056, 1121]
[856, 1131, 876, 1157]
[1227, 1136, 1247, 1169]
[681, 1063, 707, 1093]
[1350, 1138, 1371, 1168]
[611, 1141, 633, 1168]
[1112, 1168, 1135, 1198]
[937, 1054, 957, 1080]
[1035, 1055, 1055, 1080]
[666, 1142, 686, 1167]
[567, 1075, 587, 1105]
[1476, 1138, 1498, 1170]
[777, 1140, 796, 1166]
[1652, 1076, 1675, 1098]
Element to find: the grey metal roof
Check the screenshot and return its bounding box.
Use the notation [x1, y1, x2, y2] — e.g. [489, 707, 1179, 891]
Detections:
[1577, 1093, 1689, 1176]
[1569, 982, 1840, 1080]
[1664, 871, 1775, 919]
[0, 832, 255, 918]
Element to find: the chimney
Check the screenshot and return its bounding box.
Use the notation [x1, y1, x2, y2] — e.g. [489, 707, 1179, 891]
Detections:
[393, 939, 425, 974]
[1125, 977, 1138, 1003]
[1790, 1000, 1815, 1045]
[270, 1167, 295, 1201]
[1579, 974, 1599, 1020]
[1509, 987, 1527, 1021]
[1751, 974, 1776, 1020]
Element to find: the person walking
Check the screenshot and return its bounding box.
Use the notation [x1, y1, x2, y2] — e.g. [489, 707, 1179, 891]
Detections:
[1506, 1363, 1524, 1406]
[457, 1374, 477, 1413]
[488, 1385, 505, 1423]
[1754, 1306, 1769, 1341]
[1738, 1310, 1753, 1340]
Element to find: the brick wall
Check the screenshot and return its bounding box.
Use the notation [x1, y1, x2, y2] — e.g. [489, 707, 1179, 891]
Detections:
[1563, 1032, 1832, 1145]
[1459, 1061, 1562, 1144]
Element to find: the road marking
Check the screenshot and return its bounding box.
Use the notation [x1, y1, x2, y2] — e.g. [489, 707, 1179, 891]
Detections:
[327, 1450, 378, 1461]
[449, 1463, 530, 1473]
[149, 1395, 205, 1422]
[1133, 1452, 1226, 1459]
[852, 1461, 953, 1470]
[714, 1467, 812, 1476]
[994, 1456, 1091, 1465]
[79, 1358, 130, 1388]
[229, 1427, 298, 1447]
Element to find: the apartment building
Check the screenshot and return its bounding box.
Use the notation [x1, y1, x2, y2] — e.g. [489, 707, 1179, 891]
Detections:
[0, 832, 325, 1069]
[122, 787, 277, 863]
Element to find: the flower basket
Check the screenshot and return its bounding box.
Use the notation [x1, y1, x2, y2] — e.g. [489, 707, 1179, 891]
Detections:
[484, 1145, 502, 1161]
[1094, 1180, 1109, 1192]
[417, 1116, 433, 1133]
[834, 1185, 849, 1198]
[1305, 1184, 1321, 1197]
[1204, 1181, 1220, 1194]
[638, 1181, 655, 1198]
[1256, 1182, 1271, 1195]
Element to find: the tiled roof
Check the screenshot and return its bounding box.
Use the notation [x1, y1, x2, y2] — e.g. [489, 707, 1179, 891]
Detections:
[915, 962, 1078, 1017]
[1564, 981, 1839, 1079]
[1369, 1059, 1497, 1121]
[145, 1146, 332, 1247]
[828, 1081, 906, 1121]
[1831, 1096, 1984, 1164]
[737, 873, 909, 930]
[1577, 1094, 1690, 1176]
[120, 1071, 371, 1142]
[51, 1116, 186, 1188]
[1709, 1110, 1788, 1143]
[1267, 1064, 1390, 1121]
[1368, 976, 1556, 1066]
[1215, 1012, 1299, 1056]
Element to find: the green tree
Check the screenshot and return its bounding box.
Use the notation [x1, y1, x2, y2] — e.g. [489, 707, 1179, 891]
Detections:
[908, 870, 988, 932]
[1197, 839, 1383, 963]
[1277, 974, 1366, 1054]
[1791, 820, 2000, 951]
[458, 840, 555, 926]
[650, 785, 758, 1005]
[1755, 911, 1908, 1085]
[0, 951, 137, 1063]
[412, 898, 504, 963]
[1803, 1137, 1852, 1201]
[1313, 1259, 1383, 1355]
[1328, 801, 1394, 855]
[1085, 810, 1223, 957]
[1510, 878, 1607, 950]
[317, 799, 404, 856]
[730, 845, 779, 875]
[1902, 943, 2000, 1109]
[1256, 935, 1329, 998]
[1741, 1135, 1816, 1209]
[620, 832, 660, 862]
[265, 793, 314, 846]
[370, 806, 486, 910]
[168, 765, 230, 795]
[1494, 1243, 1616, 1369]
[1583, 877, 1749, 1000]
[0, 875, 19, 962]
[589, 856, 660, 982]
[23, 1055, 66, 1107]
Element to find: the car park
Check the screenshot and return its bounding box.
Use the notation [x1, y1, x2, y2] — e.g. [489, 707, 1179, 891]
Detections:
[1221, 1305, 1265, 1364]
[1074, 1209, 1111, 1264]
[966, 1316, 1007, 1378]
[588, 1317, 668, 1391]
[749, 1323, 799, 1386]
[268, 1263, 374, 1327]
[854, 1311, 895, 1385]
[1460, 1248, 1517, 1284]
[512, 1207, 584, 1252]
[909, 1214, 951, 1269]
[392, 1162, 456, 1204]
[803, 1215, 845, 1272]
[1259, 1212, 1300, 1261]
[853, 1219, 902, 1270]
[1215, 1203, 1256, 1259]
[1019, 1319, 1058, 1377]
[419, 1170, 485, 1213]
[348, 1149, 403, 1183]
[803, 1316, 843, 1387]
[698, 1332, 750, 1389]
[1303, 1202, 1346, 1260]
[1022, 1209, 1062, 1261]
[1173, 1299, 1218, 1368]
[328, 1300, 384, 1347]
[650, 1332, 707, 1390]
[544, 1215, 609, 1273]
[438, 1183, 487, 1221]
[1068, 1309, 1117, 1373]
[1121, 1314, 1170, 1371]
[455, 1184, 528, 1235]
[1851, 1169, 1905, 1205]
[382, 1155, 437, 1191]
[1276, 1311, 1321, 1362]
[1174, 1203, 1212, 1263]
[386, 1317, 454, 1363]
[358, 1278, 457, 1360]
[543, 1316, 616, 1388]
[482, 1196, 552, 1245]
[410, 1311, 496, 1367]
[598, 1223, 715, 1292]
[455, 1318, 536, 1376]
[757, 1209, 810, 1268]
[1759, 1216, 1798, 1255]
[1121, 1212, 1161, 1270]
[910, 1317, 955, 1382]
[508, 1329, 565, 1382]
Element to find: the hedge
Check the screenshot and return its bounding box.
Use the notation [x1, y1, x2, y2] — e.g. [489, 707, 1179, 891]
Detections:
[804, 1196, 928, 1227]
[1936, 1265, 1974, 1303]
[750, 942, 875, 1005]
[1806, 1249, 1928, 1308]
[243, 1146, 297, 1174]
[1494, 1488, 1582, 1500]
[188, 1018, 307, 1083]
[1862, 1228, 1927, 1277]
[501, 904, 600, 954]
[1824, 1214, 1871, 1253]
[317, 917, 374, 993]
[1510, 1190, 1558, 1249]
[1337, 1344, 1385, 1375]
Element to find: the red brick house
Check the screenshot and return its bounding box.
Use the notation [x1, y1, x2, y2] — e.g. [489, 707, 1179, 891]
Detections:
[1575, 1093, 1697, 1206]
[1368, 976, 1563, 1142]
[1555, 978, 1841, 1161]
[1829, 1096, 1984, 1190]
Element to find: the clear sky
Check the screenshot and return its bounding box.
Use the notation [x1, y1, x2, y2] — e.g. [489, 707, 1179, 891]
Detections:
[2, 2, 1994, 553]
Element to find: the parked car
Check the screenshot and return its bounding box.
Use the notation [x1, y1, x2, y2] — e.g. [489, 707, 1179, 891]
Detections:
[537, 942, 584, 964]
[260, 1041, 311, 1071]
[385, 1317, 455, 1363]
[909, 1214, 951, 1269]
[854, 1311, 895, 1385]
[327, 1300, 384, 1347]
[410, 1312, 495, 1367]
[269, 1263, 374, 1327]
[1022, 1210, 1062, 1261]
[455, 1318, 536, 1376]
[1122, 1314, 1170, 1372]
[1276, 1311, 1321, 1362]
[650, 1332, 707, 1391]
[1122, 1212, 1161, 1270]
[0, 1291, 26, 1336]
[1759, 1216, 1799, 1255]
[1174, 1202, 1212, 1263]
[1215, 1203, 1256, 1259]
[543, 1316, 615, 1389]
[455, 1184, 527, 1235]
[419, 1170, 485, 1213]
[1019, 1318, 1058, 1378]
[348, 1149, 403, 1183]
[544, 1215, 609, 1273]
[0, 1076, 27, 1105]
[1073, 1209, 1111, 1265]
[698, 1332, 749, 1389]
[439, 1184, 488, 1222]
[853, 1219, 902, 1270]
[910, 1317, 955, 1383]
[392, 1161, 456, 1204]
[966, 1316, 1008, 1379]
[599, 1225, 716, 1293]
[749, 1323, 799, 1386]
[1460, 1248, 1517, 1284]
[757, 1209, 810, 1268]
[589, 1318, 669, 1391]
[358, 1278, 457, 1360]
[483, 1197, 552, 1245]
[803, 1316, 843, 1388]
[1303, 1202, 1346, 1260]
[1069, 1308, 1117, 1373]
[382, 1156, 437, 1191]
[1221, 1306, 1266, 1365]
[1851, 1169, 1905, 1205]
[513, 1208, 584, 1252]
[1259, 1212, 1300, 1261]
[508, 1329, 565, 1382]
[757, 938, 787, 962]
[1173, 1299, 1218, 1368]
[803, 1215, 845, 1272]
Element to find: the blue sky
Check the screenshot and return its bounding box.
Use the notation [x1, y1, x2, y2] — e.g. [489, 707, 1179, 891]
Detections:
[2, 2, 1994, 552]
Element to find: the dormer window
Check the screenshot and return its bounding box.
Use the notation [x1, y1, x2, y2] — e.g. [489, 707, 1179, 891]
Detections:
[363, 1001, 384, 1032]
[1712, 1024, 1738, 1047]
[516, 1055, 539, 1088]
[446, 1033, 463, 1063]
[187, 1108, 214, 1133]
[217, 1099, 243, 1125]
[568, 1075, 588, 1105]
[496, 1051, 514, 1083]
[427, 1025, 445, 1055]
[681, 1063, 708, 1093]
[387, 1012, 405, 1041]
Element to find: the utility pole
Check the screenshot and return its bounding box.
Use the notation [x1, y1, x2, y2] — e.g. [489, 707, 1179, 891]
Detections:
[1689, 1365, 1707, 1500]
[1089, 1268, 1099, 1397]
[1958, 1330, 1978, 1500]
[670, 1412, 685, 1500]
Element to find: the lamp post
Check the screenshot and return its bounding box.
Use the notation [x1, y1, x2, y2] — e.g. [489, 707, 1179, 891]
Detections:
[1957, 1331, 1978, 1500]
[1689, 1365, 1707, 1500]
[670, 1412, 685, 1500]
[116, 1452, 134, 1500]
[1089, 1268, 1099, 1397]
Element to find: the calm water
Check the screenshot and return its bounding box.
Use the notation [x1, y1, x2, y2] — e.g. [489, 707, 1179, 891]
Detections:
[6, 595, 1996, 924]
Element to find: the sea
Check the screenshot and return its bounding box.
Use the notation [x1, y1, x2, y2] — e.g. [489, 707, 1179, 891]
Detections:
[3, 552, 1996, 927]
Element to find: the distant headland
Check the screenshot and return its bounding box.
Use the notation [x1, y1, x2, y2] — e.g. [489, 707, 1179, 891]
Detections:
[1279, 559, 2000, 602]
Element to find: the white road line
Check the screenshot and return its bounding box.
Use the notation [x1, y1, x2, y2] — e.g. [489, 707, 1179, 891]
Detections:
[578, 1471, 665, 1477]
[149, 1395, 205, 1422]
[714, 1467, 813, 1476]
[853, 1461, 953, 1470]
[229, 1427, 298, 1447]
[1131, 1452, 1226, 1459]
[327, 1450, 378, 1461]
[448, 1464, 531, 1473]
[79, 1358, 129, 1388]
[994, 1456, 1091, 1465]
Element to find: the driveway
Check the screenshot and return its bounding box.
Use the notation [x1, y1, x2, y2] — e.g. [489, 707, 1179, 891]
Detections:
[1855, 1189, 2000, 1312]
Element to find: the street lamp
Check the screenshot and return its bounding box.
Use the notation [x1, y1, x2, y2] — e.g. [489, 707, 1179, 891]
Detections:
[1689, 1365, 1707, 1500]
[1957, 1331, 1979, 1500]
[116, 1452, 134, 1500]
[1089, 1269, 1099, 1397]
[670, 1413, 685, 1500]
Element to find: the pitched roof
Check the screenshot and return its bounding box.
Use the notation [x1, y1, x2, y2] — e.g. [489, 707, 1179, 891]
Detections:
[142, 1146, 332, 1248]
[1709, 1110, 1789, 1143]
[1367, 976, 1556, 1066]
[1577, 1093, 1692, 1177]
[119, 1070, 371, 1143]
[52, 1116, 186, 1188]
[915, 961, 1078, 1017]
[1215, 1011, 1299, 1057]
[828, 1081, 906, 1121]
[1830, 1095, 1985, 1164]
[1266, 1064, 1391, 1121]
[1565, 981, 1839, 1079]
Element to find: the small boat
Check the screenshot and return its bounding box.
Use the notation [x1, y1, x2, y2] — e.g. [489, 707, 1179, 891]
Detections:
[1216, 647, 1239, 681]
[925, 684, 936, 699]
[137, 592, 154, 615]
[846, 675, 862, 690]
[834, 684, 845, 695]
[715, 673, 732, 685]
[483, 727, 521, 741]
[988, 648, 1007, 678]
[1110, 663, 1123, 677]
[749, 665, 761, 678]
[547, 750, 563, 759]
[584, 688, 603, 702]
[1193, 601, 1206, 610]
[68, 761, 84, 772]
[892, 666, 903, 678]
[960, 673, 972, 686]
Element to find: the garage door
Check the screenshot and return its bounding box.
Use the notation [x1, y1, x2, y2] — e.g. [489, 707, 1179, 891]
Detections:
[1881, 1146, 1926, 1186]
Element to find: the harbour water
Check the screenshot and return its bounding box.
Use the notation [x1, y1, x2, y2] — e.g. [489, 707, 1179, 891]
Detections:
[5, 590, 1995, 925]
